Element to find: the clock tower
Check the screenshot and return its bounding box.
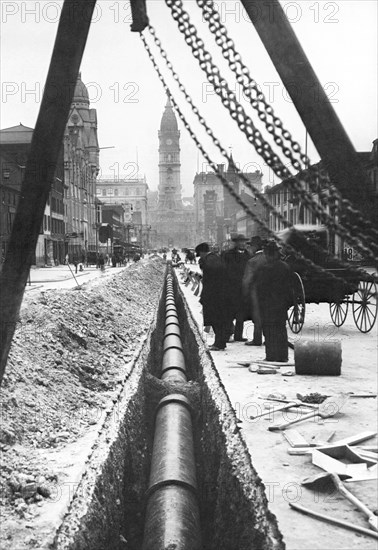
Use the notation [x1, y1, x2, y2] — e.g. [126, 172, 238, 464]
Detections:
[158, 96, 182, 213]
[148, 97, 195, 249]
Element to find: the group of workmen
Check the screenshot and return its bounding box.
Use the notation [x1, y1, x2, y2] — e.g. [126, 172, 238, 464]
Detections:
[195, 234, 293, 362]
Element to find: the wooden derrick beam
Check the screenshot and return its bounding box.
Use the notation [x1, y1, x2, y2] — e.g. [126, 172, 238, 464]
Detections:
[240, 0, 377, 226]
[0, 0, 97, 386]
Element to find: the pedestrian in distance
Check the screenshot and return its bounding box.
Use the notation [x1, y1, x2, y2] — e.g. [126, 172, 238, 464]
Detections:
[98, 253, 105, 272]
[73, 255, 79, 274]
[242, 235, 267, 346]
[254, 239, 293, 362]
[222, 234, 251, 342]
[195, 242, 232, 351]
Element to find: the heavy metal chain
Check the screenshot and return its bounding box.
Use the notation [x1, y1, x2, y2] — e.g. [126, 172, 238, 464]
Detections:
[148, 22, 341, 268]
[140, 31, 374, 286]
[165, 0, 378, 263]
[198, 0, 308, 172]
[197, 0, 378, 249]
[147, 25, 292, 231]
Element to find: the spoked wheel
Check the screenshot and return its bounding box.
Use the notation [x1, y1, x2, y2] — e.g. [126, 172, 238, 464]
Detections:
[352, 280, 378, 333]
[287, 272, 306, 333]
[329, 300, 349, 327]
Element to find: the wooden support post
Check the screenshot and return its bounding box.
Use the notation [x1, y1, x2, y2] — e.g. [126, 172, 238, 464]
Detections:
[0, 0, 97, 386]
[240, 0, 377, 226]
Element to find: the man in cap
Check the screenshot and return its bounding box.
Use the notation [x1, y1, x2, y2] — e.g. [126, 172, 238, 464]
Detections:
[242, 235, 266, 346]
[254, 239, 293, 362]
[195, 242, 232, 351]
[222, 234, 251, 341]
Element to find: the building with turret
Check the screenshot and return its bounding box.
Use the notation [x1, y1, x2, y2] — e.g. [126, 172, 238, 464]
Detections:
[0, 74, 100, 265]
[64, 73, 100, 260]
[148, 97, 195, 249]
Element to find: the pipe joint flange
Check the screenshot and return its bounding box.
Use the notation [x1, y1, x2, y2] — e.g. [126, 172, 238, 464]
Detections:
[156, 393, 193, 415]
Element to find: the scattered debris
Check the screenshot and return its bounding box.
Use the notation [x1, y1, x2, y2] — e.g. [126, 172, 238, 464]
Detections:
[330, 431, 377, 447]
[347, 392, 377, 398]
[283, 430, 310, 448]
[312, 444, 377, 480]
[0, 259, 165, 544]
[269, 393, 349, 432]
[310, 430, 336, 447]
[267, 393, 287, 401]
[296, 392, 329, 404]
[287, 448, 313, 456]
[257, 367, 277, 375]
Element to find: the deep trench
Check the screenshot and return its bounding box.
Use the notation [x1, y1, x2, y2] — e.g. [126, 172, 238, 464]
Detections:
[54, 270, 284, 550]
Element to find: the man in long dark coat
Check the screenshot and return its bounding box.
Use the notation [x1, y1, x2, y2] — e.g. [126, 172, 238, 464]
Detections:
[242, 236, 266, 346]
[196, 242, 232, 351]
[222, 234, 251, 341]
[254, 240, 293, 362]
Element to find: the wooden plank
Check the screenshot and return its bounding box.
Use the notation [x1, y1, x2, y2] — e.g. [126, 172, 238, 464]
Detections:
[354, 449, 378, 462]
[358, 446, 378, 453]
[310, 430, 336, 447]
[330, 431, 377, 447]
[288, 448, 313, 455]
[283, 430, 310, 447]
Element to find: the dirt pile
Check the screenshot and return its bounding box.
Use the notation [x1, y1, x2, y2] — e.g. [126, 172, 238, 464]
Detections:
[0, 259, 165, 545]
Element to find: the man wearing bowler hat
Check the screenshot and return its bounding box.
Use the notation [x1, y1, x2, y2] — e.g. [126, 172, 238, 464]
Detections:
[222, 233, 251, 342]
[254, 239, 292, 362]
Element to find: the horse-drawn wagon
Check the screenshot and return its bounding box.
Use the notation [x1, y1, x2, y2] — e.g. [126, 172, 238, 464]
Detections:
[278, 225, 378, 334]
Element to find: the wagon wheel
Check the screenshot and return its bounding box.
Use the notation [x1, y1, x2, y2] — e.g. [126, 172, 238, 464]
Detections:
[287, 272, 305, 333]
[329, 300, 349, 327]
[352, 280, 378, 333]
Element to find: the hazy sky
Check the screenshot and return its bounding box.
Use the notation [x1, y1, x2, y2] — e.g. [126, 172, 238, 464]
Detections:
[1, 0, 377, 195]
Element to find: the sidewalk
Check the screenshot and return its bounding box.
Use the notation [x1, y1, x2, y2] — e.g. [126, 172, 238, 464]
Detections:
[178, 267, 378, 550]
[27, 265, 110, 283]
[25, 264, 130, 291]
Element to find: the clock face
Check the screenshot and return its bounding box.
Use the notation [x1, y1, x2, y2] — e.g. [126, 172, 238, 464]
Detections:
[166, 139, 172, 145]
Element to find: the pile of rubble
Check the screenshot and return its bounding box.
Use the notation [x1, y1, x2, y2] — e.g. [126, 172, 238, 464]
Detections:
[0, 258, 165, 543]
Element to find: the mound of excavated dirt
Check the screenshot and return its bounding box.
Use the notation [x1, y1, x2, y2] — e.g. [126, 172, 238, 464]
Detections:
[0, 259, 165, 546]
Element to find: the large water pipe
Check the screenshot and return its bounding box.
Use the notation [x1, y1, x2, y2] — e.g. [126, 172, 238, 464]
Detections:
[142, 265, 202, 550]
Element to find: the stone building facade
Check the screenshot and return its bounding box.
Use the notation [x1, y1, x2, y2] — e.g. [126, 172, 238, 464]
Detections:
[0, 124, 56, 265]
[264, 141, 378, 259]
[193, 159, 263, 246]
[64, 73, 100, 260]
[96, 176, 150, 248]
[0, 74, 100, 265]
[0, 149, 22, 261]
